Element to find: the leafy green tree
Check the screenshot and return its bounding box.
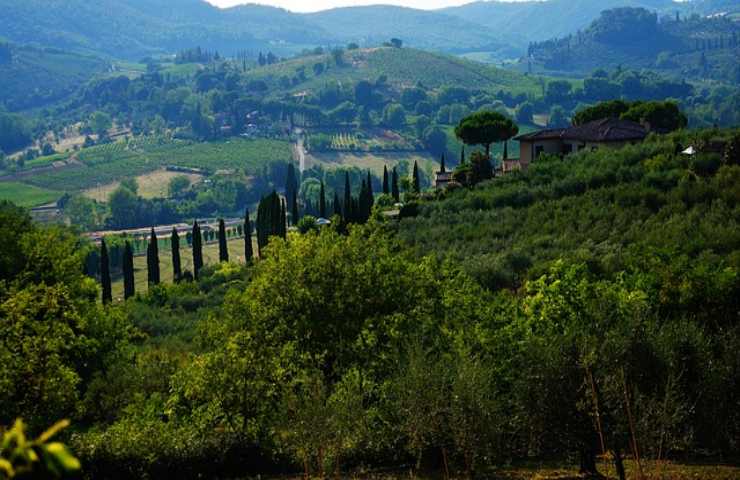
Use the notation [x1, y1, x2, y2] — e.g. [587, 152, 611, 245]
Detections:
[171, 228, 182, 280]
[100, 239, 112, 304]
[516, 101, 535, 124]
[455, 111, 519, 157]
[168, 175, 190, 197]
[621, 101, 687, 132]
[0, 419, 81, 479]
[423, 126, 448, 158]
[123, 241, 135, 299]
[383, 103, 406, 129]
[296, 215, 319, 234]
[548, 105, 569, 128]
[192, 221, 203, 279]
[90, 111, 112, 137]
[218, 219, 229, 262]
[573, 99, 631, 125]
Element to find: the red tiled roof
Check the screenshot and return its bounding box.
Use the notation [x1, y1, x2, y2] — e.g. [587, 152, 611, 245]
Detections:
[515, 118, 648, 143]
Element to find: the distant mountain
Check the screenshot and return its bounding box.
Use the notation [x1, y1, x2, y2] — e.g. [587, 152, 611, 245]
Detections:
[305, 6, 521, 56]
[2, 0, 738, 63]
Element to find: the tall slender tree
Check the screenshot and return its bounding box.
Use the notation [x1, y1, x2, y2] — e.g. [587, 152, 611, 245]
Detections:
[100, 239, 112, 304]
[291, 194, 299, 226]
[285, 163, 299, 207]
[343, 171, 352, 222]
[171, 227, 182, 281]
[382, 165, 389, 194]
[218, 218, 229, 262]
[192, 221, 203, 279]
[280, 199, 287, 239]
[367, 170, 374, 207]
[440, 154, 446, 173]
[244, 209, 254, 262]
[147, 228, 160, 285]
[460, 145, 466, 165]
[392, 167, 400, 201]
[319, 181, 326, 218]
[412, 160, 420, 193]
[333, 192, 341, 217]
[123, 241, 135, 299]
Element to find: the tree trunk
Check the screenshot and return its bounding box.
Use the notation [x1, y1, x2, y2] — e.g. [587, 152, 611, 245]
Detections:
[441, 446, 450, 480]
[613, 444, 626, 480]
[579, 445, 601, 478]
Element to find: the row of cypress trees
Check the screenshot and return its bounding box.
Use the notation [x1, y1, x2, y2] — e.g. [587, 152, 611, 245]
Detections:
[100, 161, 414, 303]
[100, 211, 255, 303]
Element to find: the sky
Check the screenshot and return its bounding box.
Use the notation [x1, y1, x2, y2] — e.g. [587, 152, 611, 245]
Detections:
[206, 0, 491, 13]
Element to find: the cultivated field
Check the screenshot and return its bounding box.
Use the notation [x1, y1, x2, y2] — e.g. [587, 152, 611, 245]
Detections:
[20, 136, 292, 193]
[0, 181, 61, 207]
[84, 168, 204, 201]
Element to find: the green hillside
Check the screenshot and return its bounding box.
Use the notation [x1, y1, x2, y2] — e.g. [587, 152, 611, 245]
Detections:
[523, 7, 740, 82]
[0, 43, 109, 111]
[250, 47, 541, 95]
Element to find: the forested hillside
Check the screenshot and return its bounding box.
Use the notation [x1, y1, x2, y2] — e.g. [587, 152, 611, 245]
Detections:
[1, 126, 739, 478]
[526, 7, 740, 82]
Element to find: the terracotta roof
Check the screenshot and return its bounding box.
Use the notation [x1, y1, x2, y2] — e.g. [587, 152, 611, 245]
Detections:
[515, 118, 648, 143]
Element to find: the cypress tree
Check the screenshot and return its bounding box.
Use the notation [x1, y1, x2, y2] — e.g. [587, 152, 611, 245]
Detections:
[359, 179, 369, 223]
[440, 154, 446, 173]
[367, 171, 374, 208]
[100, 239, 112, 304]
[280, 199, 287, 239]
[123, 241, 135, 299]
[192, 221, 203, 279]
[382, 165, 389, 194]
[147, 228, 160, 285]
[392, 167, 399, 201]
[244, 209, 254, 262]
[218, 218, 229, 262]
[460, 145, 466, 165]
[343, 171, 352, 222]
[319, 181, 326, 218]
[286, 163, 298, 207]
[412, 160, 420, 193]
[333, 192, 341, 217]
[291, 194, 299, 225]
[503, 140, 508, 161]
[171, 228, 182, 281]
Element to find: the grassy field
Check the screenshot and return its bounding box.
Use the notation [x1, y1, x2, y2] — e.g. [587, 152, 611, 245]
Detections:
[111, 236, 256, 300]
[0, 181, 61, 207]
[83, 168, 204, 202]
[308, 151, 437, 178]
[22, 136, 292, 192]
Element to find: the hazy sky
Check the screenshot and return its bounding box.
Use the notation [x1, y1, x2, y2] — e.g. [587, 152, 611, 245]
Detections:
[206, 0, 486, 13]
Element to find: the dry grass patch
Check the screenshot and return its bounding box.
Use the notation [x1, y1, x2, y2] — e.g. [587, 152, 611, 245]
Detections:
[83, 168, 204, 202]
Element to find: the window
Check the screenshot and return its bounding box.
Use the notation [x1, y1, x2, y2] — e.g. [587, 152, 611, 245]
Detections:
[535, 145, 544, 159]
[563, 144, 573, 154]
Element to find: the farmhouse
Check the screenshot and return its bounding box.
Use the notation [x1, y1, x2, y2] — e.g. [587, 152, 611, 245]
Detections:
[514, 118, 649, 167]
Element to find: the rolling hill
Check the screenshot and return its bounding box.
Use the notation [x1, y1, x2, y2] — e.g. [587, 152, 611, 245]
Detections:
[246, 46, 541, 95]
[8, 0, 737, 62]
[521, 7, 740, 82]
[0, 42, 109, 111]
